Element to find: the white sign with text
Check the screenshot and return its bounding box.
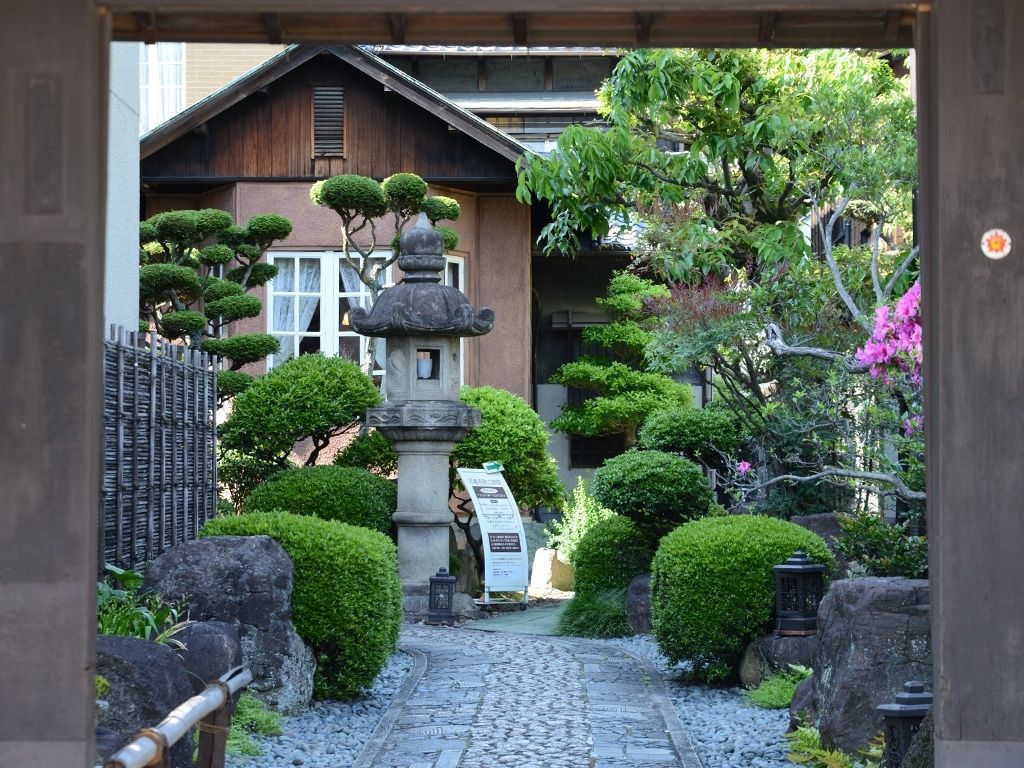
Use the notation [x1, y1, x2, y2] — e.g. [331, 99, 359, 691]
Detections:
[458, 468, 529, 592]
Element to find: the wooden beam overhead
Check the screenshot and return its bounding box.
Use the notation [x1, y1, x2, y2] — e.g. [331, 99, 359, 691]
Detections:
[884, 9, 901, 41]
[635, 12, 653, 45]
[135, 10, 157, 43]
[758, 11, 778, 44]
[262, 12, 284, 43]
[388, 13, 407, 44]
[511, 13, 529, 46]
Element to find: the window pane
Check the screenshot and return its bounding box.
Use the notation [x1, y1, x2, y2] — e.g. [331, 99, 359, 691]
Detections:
[297, 296, 320, 333]
[339, 296, 354, 330]
[298, 335, 321, 356]
[274, 258, 294, 292]
[339, 260, 362, 293]
[338, 335, 360, 362]
[298, 258, 321, 293]
[447, 262, 460, 290]
[272, 295, 294, 333]
[273, 335, 295, 364]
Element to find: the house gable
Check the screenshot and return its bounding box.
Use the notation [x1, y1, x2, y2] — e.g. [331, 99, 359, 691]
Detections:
[141, 46, 523, 184]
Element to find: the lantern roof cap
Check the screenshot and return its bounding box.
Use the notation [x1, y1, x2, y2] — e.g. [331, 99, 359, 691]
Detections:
[773, 551, 827, 574]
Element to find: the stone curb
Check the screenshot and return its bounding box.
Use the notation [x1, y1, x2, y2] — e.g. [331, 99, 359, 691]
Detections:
[350, 645, 429, 768]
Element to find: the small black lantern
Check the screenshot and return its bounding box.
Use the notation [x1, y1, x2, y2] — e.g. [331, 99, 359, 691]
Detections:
[427, 567, 457, 625]
[773, 551, 826, 636]
[877, 681, 933, 768]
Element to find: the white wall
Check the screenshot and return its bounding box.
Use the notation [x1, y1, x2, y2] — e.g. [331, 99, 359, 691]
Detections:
[104, 42, 140, 332]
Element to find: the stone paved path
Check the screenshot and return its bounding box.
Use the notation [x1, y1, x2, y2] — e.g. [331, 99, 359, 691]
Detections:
[353, 624, 703, 768]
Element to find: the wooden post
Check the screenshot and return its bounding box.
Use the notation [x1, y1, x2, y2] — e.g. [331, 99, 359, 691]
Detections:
[0, 2, 108, 766]
[924, 1, 1024, 765]
[195, 687, 236, 768]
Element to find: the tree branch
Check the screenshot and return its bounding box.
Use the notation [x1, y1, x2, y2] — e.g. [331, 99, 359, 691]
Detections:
[883, 246, 920, 301]
[818, 196, 872, 331]
[869, 218, 885, 306]
[765, 322, 870, 373]
[741, 466, 926, 502]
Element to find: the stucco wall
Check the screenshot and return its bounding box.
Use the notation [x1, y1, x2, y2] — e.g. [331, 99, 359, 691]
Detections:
[105, 42, 140, 331]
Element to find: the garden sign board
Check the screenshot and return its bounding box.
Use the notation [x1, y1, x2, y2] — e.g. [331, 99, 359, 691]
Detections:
[458, 467, 529, 601]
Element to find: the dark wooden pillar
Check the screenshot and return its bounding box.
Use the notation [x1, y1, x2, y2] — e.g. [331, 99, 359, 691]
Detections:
[0, 3, 108, 766]
[924, 1, 1024, 765]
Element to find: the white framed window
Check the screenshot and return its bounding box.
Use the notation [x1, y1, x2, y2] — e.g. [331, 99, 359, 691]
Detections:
[444, 254, 467, 386]
[267, 250, 467, 385]
[139, 43, 186, 133]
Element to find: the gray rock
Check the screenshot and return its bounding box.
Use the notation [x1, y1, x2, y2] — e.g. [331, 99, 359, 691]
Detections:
[144, 535, 315, 712]
[791, 513, 849, 575]
[95, 635, 195, 768]
[175, 620, 242, 694]
[789, 676, 816, 731]
[814, 577, 931, 753]
[739, 634, 817, 688]
[626, 573, 652, 634]
[901, 710, 934, 768]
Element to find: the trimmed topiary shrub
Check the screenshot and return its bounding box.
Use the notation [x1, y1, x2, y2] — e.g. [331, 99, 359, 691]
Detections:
[637, 405, 743, 467]
[201, 512, 402, 699]
[218, 450, 291, 511]
[453, 386, 564, 510]
[334, 430, 398, 477]
[572, 514, 652, 595]
[651, 515, 834, 683]
[592, 450, 712, 542]
[243, 465, 396, 534]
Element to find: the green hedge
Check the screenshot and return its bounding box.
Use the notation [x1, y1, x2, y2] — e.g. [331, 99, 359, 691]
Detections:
[201, 512, 402, 699]
[652, 515, 833, 683]
[572, 514, 652, 595]
[592, 450, 712, 542]
[244, 465, 396, 534]
[334, 430, 398, 477]
[638, 406, 743, 466]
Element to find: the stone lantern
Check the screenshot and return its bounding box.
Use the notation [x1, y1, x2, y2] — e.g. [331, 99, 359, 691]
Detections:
[349, 214, 493, 604]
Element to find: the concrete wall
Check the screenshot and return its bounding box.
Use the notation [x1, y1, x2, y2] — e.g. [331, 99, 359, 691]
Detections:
[184, 43, 283, 107]
[105, 42, 140, 332]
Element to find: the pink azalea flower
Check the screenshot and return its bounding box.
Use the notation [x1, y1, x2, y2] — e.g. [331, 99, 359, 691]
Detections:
[737, 460, 752, 475]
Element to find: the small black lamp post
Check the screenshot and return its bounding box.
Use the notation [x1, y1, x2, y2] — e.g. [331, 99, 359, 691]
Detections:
[774, 551, 826, 636]
[877, 681, 933, 768]
[427, 567, 457, 625]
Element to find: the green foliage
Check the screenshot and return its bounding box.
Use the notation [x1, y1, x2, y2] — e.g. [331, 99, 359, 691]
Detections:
[225, 691, 283, 756]
[419, 195, 461, 223]
[837, 512, 928, 578]
[201, 512, 402, 699]
[454, 386, 564, 509]
[786, 724, 883, 768]
[572, 514, 652, 595]
[334, 430, 398, 477]
[312, 175, 388, 219]
[745, 665, 812, 709]
[139, 263, 202, 300]
[651, 515, 833, 683]
[204, 294, 262, 321]
[221, 354, 381, 466]
[226, 261, 278, 288]
[202, 334, 281, 368]
[199, 244, 235, 266]
[216, 370, 255, 400]
[218, 450, 290, 511]
[159, 310, 208, 339]
[592, 450, 712, 542]
[544, 477, 613, 564]
[638, 406, 743, 467]
[435, 224, 460, 252]
[95, 675, 111, 699]
[382, 173, 429, 217]
[97, 565, 189, 646]
[558, 589, 634, 639]
[202, 278, 245, 302]
[244, 214, 293, 249]
[244, 465, 396, 534]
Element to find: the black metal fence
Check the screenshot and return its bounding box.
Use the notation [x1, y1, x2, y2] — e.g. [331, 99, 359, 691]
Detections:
[100, 327, 218, 573]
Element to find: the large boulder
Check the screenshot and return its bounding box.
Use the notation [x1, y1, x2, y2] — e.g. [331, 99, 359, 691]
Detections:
[791, 513, 849, 575]
[625, 573, 652, 634]
[901, 710, 934, 768]
[95, 636, 195, 768]
[814, 577, 931, 753]
[789, 676, 816, 731]
[174, 620, 243, 695]
[144, 535, 315, 712]
[529, 548, 575, 595]
[738, 633, 818, 688]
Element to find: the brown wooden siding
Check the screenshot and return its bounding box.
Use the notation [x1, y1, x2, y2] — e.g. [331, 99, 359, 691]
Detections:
[142, 56, 517, 182]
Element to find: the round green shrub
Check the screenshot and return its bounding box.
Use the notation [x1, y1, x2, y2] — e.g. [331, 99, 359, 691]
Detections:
[220, 354, 381, 464]
[312, 175, 388, 218]
[218, 450, 290, 510]
[592, 450, 712, 542]
[202, 334, 281, 366]
[454, 386, 564, 510]
[203, 278, 245, 302]
[435, 225, 460, 252]
[572, 514, 652, 595]
[638, 406, 743, 465]
[139, 263, 201, 299]
[199, 244, 235, 266]
[217, 370, 254, 400]
[201, 512, 402, 699]
[244, 465, 396, 534]
[381, 173, 428, 217]
[245, 214, 293, 249]
[204, 295, 262, 321]
[160, 310, 207, 339]
[226, 261, 278, 288]
[651, 515, 834, 683]
[334, 430, 398, 477]
[419, 195, 461, 223]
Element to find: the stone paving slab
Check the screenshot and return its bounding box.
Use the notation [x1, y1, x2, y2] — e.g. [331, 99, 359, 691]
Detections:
[353, 623, 704, 768]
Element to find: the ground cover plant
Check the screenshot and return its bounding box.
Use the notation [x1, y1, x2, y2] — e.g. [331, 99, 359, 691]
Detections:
[786, 725, 883, 768]
[837, 510, 928, 578]
[243, 465, 396, 535]
[227, 691, 283, 756]
[201, 512, 402, 699]
[96, 564, 189, 646]
[558, 589, 634, 639]
[744, 664, 812, 709]
[651, 515, 833, 683]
